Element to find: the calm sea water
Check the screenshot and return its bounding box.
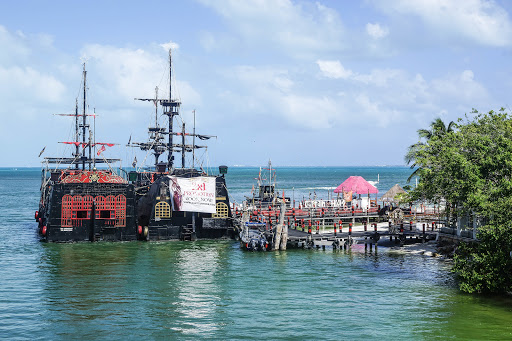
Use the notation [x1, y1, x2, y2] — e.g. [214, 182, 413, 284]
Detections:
[1, 167, 512, 340]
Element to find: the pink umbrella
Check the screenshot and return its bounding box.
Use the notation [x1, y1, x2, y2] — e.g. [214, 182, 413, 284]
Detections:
[333, 176, 378, 194]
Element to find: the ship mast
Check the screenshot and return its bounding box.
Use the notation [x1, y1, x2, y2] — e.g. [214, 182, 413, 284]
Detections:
[75, 99, 79, 169]
[45, 65, 120, 169]
[152, 87, 161, 166]
[166, 49, 178, 171]
[82, 64, 87, 170]
[131, 48, 215, 172]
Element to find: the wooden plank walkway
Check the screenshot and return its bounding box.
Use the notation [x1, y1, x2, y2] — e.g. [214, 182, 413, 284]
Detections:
[241, 222, 438, 250]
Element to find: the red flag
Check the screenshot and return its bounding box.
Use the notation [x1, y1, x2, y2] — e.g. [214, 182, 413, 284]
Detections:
[59, 142, 81, 147]
[97, 145, 106, 156]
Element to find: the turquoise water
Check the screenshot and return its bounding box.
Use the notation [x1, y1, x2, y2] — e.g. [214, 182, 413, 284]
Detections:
[1, 167, 512, 340]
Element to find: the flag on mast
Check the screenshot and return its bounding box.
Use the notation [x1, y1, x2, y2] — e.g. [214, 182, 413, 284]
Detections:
[38, 146, 46, 157]
[132, 156, 137, 168]
[97, 145, 106, 156]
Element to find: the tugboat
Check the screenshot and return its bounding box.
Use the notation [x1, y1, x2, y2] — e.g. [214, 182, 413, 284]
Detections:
[127, 49, 233, 241]
[36, 65, 137, 241]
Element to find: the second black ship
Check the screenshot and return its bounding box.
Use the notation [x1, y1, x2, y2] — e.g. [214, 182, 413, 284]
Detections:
[128, 49, 233, 241]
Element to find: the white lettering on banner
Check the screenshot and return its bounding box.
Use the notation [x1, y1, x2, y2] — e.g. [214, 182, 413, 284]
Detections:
[169, 176, 216, 213]
[303, 199, 344, 208]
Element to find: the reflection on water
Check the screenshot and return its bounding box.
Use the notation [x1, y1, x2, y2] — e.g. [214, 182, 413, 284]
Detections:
[2, 239, 512, 340]
[172, 244, 224, 335]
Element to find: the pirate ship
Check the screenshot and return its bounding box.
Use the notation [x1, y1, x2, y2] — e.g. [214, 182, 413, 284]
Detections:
[36, 65, 138, 242]
[36, 50, 233, 242]
[127, 49, 233, 240]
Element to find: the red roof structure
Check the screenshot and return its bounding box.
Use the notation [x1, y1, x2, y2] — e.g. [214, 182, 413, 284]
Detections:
[334, 176, 378, 194]
[60, 171, 127, 184]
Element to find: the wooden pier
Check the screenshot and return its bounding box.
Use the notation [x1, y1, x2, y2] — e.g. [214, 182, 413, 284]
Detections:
[237, 213, 440, 251]
[234, 202, 445, 251]
[280, 223, 437, 249]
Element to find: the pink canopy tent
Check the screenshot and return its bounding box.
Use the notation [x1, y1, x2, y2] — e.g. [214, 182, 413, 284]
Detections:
[333, 176, 378, 194]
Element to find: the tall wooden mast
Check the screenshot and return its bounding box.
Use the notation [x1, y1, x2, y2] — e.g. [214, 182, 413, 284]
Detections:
[82, 64, 87, 170]
[45, 65, 120, 168]
[75, 99, 79, 169]
[166, 49, 178, 171]
[130, 48, 215, 172]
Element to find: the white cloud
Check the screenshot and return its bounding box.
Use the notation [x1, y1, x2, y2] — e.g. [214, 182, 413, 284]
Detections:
[366, 23, 389, 39]
[222, 65, 341, 129]
[373, 0, 512, 46]
[313, 60, 491, 129]
[81, 45, 164, 101]
[0, 26, 66, 112]
[282, 95, 337, 129]
[0, 66, 66, 104]
[0, 25, 31, 64]
[160, 41, 180, 52]
[317, 60, 353, 79]
[431, 69, 488, 102]
[317, 61, 405, 87]
[79, 44, 200, 107]
[219, 59, 491, 134]
[355, 93, 402, 127]
[197, 0, 344, 57]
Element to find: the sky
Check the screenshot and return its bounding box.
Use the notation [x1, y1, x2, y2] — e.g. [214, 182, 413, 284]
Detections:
[1, 0, 512, 168]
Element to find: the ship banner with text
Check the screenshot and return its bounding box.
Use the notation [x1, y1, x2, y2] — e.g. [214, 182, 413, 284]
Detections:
[169, 176, 216, 213]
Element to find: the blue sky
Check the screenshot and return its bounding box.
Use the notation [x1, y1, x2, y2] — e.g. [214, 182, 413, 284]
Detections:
[1, 0, 512, 167]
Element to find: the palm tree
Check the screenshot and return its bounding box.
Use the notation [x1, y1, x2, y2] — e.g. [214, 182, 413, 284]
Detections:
[405, 118, 455, 182]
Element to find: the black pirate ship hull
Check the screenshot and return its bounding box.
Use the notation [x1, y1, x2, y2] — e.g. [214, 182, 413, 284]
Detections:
[125, 48, 234, 241]
[132, 170, 233, 241]
[37, 171, 137, 242]
[36, 169, 234, 242]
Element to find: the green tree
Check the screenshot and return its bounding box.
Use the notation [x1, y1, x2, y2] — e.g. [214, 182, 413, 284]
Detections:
[453, 224, 512, 294]
[405, 118, 455, 182]
[408, 108, 512, 294]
